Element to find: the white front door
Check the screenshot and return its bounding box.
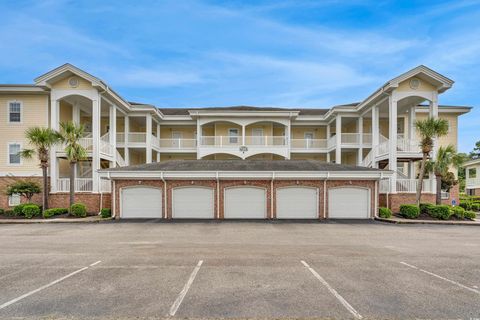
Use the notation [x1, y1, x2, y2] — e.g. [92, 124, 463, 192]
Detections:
[172, 132, 182, 148]
[328, 187, 369, 219]
[304, 132, 314, 148]
[172, 187, 214, 219]
[121, 187, 163, 218]
[252, 128, 264, 145]
[224, 187, 266, 219]
[276, 187, 318, 219]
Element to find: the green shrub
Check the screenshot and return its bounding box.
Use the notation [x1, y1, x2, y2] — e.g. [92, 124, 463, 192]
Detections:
[452, 206, 465, 219]
[13, 203, 29, 216]
[459, 202, 472, 211]
[378, 207, 392, 218]
[419, 203, 435, 215]
[429, 205, 452, 220]
[471, 203, 480, 212]
[464, 211, 476, 220]
[22, 204, 41, 219]
[4, 210, 14, 216]
[42, 208, 68, 219]
[400, 204, 420, 219]
[0, 208, 4, 215]
[70, 203, 87, 218]
[100, 208, 111, 218]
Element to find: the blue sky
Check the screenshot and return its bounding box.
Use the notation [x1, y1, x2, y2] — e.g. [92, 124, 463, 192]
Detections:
[0, 0, 479, 152]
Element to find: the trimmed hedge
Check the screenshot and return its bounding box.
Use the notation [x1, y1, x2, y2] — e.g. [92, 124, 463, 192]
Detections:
[43, 208, 68, 219]
[378, 207, 392, 218]
[0, 208, 3, 215]
[100, 208, 111, 218]
[428, 205, 451, 220]
[22, 204, 41, 219]
[471, 203, 480, 212]
[465, 211, 476, 220]
[70, 203, 87, 218]
[13, 203, 29, 216]
[452, 206, 465, 219]
[400, 204, 420, 219]
[419, 203, 435, 215]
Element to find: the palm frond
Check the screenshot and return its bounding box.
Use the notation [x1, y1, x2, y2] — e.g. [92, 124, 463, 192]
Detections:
[58, 121, 88, 162]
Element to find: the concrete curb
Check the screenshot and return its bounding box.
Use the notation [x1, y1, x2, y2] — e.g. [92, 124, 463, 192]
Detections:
[375, 216, 480, 226]
[0, 216, 115, 224]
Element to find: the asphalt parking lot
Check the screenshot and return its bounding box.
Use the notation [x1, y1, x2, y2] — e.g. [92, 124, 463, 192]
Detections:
[0, 221, 479, 319]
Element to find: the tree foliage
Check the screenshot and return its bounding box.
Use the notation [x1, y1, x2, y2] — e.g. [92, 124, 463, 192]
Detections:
[6, 180, 41, 202]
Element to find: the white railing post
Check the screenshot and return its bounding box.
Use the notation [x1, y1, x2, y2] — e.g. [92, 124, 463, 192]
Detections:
[358, 117, 363, 165]
[388, 94, 397, 193]
[335, 116, 342, 164]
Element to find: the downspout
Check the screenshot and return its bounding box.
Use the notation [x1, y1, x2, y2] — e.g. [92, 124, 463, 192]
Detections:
[112, 178, 116, 219]
[270, 172, 275, 219]
[216, 171, 220, 219]
[323, 172, 329, 219]
[161, 172, 167, 219]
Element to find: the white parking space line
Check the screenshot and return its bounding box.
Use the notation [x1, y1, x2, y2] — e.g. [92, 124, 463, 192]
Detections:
[301, 260, 363, 320]
[0, 260, 101, 311]
[400, 262, 480, 295]
[169, 260, 203, 317]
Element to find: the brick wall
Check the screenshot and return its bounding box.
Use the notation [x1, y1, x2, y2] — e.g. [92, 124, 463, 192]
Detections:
[48, 193, 111, 214]
[0, 176, 44, 208]
[379, 184, 460, 213]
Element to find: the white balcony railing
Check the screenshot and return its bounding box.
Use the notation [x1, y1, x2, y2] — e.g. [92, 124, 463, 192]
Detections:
[100, 133, 114, 156]
[56, 137, 93, 153]
[396, 179, 432, 193]
[159, 139, 197, 149]
[341, 133, 360, 144]
[116, 133, 125, 143]
[466, 177, 480, 187]
[290, 139, 327, 150]
[362, 133, 372, 144]
[397, 137, 421, 153]
[327, 135, 336, 149]
[151, 134, 159, 148]
[57, 178, 93, 192]
[245, 136, 286, 147]
[128, 132, 147, 143]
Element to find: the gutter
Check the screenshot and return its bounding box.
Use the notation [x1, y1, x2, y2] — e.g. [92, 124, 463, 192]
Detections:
[270, 172, 275, 219]
[216, 171, 220, 219]
[323, 172, 329, 219]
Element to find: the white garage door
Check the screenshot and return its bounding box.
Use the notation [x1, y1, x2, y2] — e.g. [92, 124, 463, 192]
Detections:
[121, 187, 162, 218]
[276, 187, 318, 219]
[172, 187, 214, 219]
[224, 187, 266, 219]
[328, 187, 369, 219]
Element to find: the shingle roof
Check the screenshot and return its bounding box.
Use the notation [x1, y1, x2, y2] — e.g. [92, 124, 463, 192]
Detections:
[102, 160, 384, 172]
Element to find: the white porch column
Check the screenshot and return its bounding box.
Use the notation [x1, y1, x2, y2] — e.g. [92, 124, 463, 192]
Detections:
[388, 94, 398, 193]
[430, 93, 439, 193]
[372, 105, 379, 168]
[109, 105, 116, 165]
[72, 102, 80, 124]
[408, 105, 416, 141]
[285, 121, 291, 159]
[91, 97, 100, 193]
[242, 124, 246, 146]
[326, 124, 331, 162]
[124, 115, 130, 165]
[357, 116, 363, 165]
[50, 98, 60, 192]
[156, 122, 161, 160]
[335, 116, 342, 164]
[146, 114, 152, 163]
[408, 160, 415, 179]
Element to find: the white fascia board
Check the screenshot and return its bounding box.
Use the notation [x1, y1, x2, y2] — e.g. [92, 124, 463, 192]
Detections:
[0, 86, 48, 93]
[415, 106, 472, 114]
[188, 111, 299, 118]
[99, 170, 393, 180]
[464, 159, 480, 167]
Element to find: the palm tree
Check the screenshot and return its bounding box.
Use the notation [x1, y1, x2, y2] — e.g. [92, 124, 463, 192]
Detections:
[427, 145, 466, 205]
[58, 121, 88, 209]
[18, 127, 61, 210]
[415, 117, 449, 204]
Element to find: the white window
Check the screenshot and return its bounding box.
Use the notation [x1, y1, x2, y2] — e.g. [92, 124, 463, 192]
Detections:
[8, 194, 21, 206]
[8, 101, 22, 123]
[8, 143, 21, 164]
[228, 128, 239, 144]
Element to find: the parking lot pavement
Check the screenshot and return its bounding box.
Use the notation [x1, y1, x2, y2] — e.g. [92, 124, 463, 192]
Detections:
[0, 222, 479, 319]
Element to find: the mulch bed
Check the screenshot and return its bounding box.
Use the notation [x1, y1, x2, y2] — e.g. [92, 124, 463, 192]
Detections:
[0, 213, 95, 220]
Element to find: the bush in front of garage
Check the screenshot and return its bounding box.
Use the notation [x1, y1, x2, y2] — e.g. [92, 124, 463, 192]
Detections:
[100, 208, 111, 218]
[43, 208, 68, 219]
[427, 205, 452, 220]
[419, 203, 435, 215]
[400, 204, 420, 219]
[451, 206, 465, 219]
[70, 203, 87, 218]
[464, 211, 476, 220]
[22, 204, 41, 219]
[378, 207, 392, 218]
